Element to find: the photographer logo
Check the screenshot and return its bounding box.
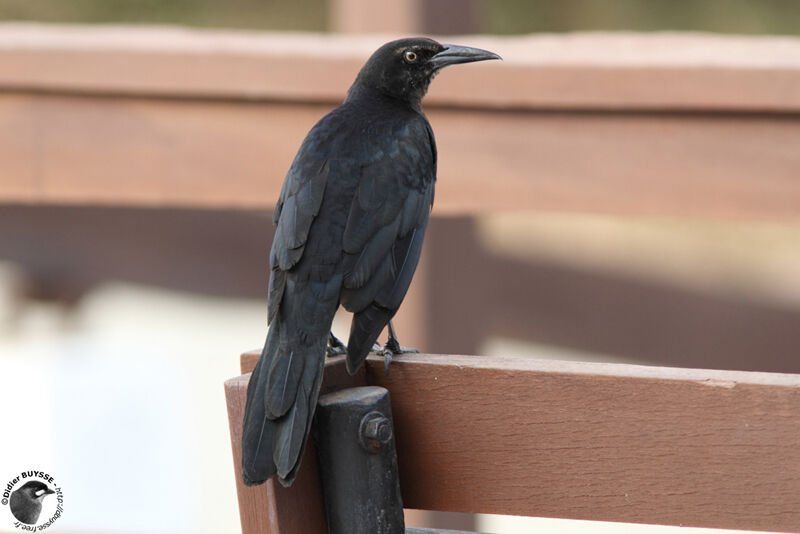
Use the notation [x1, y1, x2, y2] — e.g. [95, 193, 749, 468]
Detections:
[2, 471, 63, 531]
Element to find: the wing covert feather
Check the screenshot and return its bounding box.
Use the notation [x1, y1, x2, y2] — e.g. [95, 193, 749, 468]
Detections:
[341, 119, 436, 315]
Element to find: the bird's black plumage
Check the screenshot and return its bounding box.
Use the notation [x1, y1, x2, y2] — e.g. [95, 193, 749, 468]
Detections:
[242, 37, 500, 487]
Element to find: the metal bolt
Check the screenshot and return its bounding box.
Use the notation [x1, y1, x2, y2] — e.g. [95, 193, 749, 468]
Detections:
[359, 411, 393, 453]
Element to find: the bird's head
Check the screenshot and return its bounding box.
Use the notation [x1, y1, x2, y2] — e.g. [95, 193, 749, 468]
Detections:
[17, 481, 55, 501]
[349, 37, 501, 107]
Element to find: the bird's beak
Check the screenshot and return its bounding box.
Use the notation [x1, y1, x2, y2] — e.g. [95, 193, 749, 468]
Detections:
[430, 44, 502, 69]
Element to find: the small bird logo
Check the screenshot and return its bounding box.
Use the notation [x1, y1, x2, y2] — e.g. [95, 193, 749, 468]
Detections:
[9, 481, 55, 525]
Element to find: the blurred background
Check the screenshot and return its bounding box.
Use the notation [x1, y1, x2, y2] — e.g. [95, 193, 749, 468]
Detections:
[2, 0, 800, 34]
[1, 1, 799, 533]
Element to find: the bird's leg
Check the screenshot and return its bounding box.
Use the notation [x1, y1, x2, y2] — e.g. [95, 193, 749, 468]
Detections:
[380, 320, 419, 375]
[385, 320, 420, 354]
[326, 332, 347, 357]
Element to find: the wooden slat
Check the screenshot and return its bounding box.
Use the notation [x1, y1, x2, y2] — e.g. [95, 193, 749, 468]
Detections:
[2, 25, 799, 111]
[0, 94, 323, 208]
[240, 350, 263, 374]
[225, 354, 366, 534]
[236, 352, 800, 531]
[236, 352, 800, 532]
[2, 93, 799, 217]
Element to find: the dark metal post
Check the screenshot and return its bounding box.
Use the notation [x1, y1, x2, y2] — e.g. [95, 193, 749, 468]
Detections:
[314, 386, 404, 534]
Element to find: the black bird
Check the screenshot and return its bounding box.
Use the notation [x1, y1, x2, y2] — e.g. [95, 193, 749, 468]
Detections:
[242, 37, 500, 487]
[10, 481, 55, 525]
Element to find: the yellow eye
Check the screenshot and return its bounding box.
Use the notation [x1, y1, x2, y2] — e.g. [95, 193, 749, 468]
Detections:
[403, 50, 418, 63]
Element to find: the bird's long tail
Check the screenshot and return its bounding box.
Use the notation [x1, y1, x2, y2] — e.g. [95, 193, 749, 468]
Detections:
[241, 314, 328, 487]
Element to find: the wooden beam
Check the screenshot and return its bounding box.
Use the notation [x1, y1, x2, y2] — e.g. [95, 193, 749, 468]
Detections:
[330, 0, 421, 34]
[329, 0, 483, 35]
[235, 351, 800, 532]
[2, 26, 799, 111]
[2, 94, 799, 217]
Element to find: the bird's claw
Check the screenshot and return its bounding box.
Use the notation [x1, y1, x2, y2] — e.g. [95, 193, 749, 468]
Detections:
[326, 345, 347, 357]
[380, 339, 419, 377]
[384, 336, 419, 356]
[326, 333, 348, 358]
[382, 347, 393, 376]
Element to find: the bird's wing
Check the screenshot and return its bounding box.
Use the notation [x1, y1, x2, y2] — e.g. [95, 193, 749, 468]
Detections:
[245, 115, 341, 486]
[267, 141, 331, 324]
[341, 118, 436, 368]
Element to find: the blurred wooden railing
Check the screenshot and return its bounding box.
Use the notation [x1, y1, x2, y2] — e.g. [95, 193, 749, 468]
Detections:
[1, 24, 799, 217]
[2, 25, 800, 367]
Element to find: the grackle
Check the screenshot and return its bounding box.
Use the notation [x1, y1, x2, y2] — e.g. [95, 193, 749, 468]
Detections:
[10, 481, 54, 525]
[242, 37, 500, 487]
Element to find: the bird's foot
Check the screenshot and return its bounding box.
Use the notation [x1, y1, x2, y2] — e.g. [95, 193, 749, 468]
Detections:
[380, 337, 419, 376]
[384, 336, 420, 355]
[326, 332, 348, 357]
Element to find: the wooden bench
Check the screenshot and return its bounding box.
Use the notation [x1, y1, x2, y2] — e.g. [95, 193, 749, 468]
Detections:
[225, 350, 800, 533]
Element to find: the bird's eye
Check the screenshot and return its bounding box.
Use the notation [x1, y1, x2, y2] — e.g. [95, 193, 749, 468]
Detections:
[403, 50, 418, 63]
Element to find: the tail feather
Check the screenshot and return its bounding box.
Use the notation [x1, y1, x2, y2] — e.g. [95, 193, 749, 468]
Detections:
[274, 392, 306, 479]
[273, 335, 326, 483]
[241, 309, 333, 487]
[265, 327, 304, 418]
[241, 328, 279, 485]
[280, 353, 326, 484]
